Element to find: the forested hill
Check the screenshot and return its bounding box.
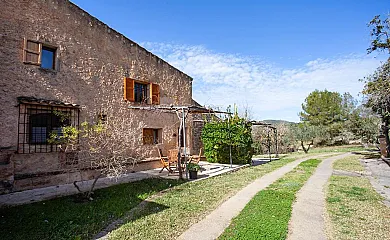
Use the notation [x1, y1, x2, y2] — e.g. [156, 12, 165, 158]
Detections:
[261, 120, 296, 125]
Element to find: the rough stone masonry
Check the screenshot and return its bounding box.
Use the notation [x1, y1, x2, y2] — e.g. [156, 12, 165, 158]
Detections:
[0, 0, 202, 194]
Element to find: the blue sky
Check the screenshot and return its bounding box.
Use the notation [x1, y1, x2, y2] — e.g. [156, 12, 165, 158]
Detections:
[72, 0, 389, 122]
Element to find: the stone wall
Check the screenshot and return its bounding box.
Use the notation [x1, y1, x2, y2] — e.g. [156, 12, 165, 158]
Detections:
[191, 114, 205, 155]
[0, 0, 195, 193]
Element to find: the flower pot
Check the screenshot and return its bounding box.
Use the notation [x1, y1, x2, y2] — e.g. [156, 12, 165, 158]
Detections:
[189, 170, 198, 179]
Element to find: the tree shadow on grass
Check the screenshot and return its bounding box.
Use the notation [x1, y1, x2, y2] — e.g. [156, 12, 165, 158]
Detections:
[94, 199, 170, 239]
[251, 159, 274, 166]
[0, 177, 185, 240]
[351, 151, 381, 160]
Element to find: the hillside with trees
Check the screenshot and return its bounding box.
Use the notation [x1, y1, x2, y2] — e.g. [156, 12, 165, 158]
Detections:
[253, 90, 380, 155]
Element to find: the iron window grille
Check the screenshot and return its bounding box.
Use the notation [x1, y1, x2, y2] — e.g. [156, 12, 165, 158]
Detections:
[17, 102, 79, 154]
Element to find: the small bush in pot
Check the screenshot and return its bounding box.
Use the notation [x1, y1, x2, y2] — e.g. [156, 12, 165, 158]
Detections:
[187, 162, 200, 179]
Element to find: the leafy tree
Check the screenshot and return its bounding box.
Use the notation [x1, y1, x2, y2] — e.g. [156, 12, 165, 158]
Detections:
[347, 106, 381, 144]
[367, 15, 390, 54]
[363, 14, 390, 155]
[341, 92, 357, 120]
[299, 89, 343, 126]
[299, 89, 366, 144]
[362, 59, 390, 149]
[201, 112, 253, 164]
[299, 89, 351, 142]
[290, 122, 321, 153]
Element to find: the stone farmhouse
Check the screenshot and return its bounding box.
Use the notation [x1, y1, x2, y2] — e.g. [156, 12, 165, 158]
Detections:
[0, 0, 205, 194]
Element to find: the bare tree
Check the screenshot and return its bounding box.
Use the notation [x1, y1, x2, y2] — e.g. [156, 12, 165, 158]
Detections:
[49, 83, 143, 200]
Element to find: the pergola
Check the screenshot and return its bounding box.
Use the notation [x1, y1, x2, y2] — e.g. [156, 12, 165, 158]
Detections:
[251, 121, 279, 160]
[128, 104, 231, 179]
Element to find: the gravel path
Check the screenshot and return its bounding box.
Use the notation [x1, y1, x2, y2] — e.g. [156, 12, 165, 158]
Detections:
[287, 153, 351, 240]
[361, 158, 390, 207]
[178, 153, 337, 240]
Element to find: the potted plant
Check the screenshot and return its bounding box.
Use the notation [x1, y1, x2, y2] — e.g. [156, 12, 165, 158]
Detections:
[187, 162, 201, 179]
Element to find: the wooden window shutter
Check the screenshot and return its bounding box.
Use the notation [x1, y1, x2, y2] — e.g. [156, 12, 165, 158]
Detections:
[123, 77, 135, 101]
[143, 128, 154, 145]
[23, 38, 41, 65]
[150, 83, 160, 105]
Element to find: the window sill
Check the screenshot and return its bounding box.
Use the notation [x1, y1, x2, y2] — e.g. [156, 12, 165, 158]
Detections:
[39, 67, 57, 74]
[124, 100, 151, 105]
[140, 157, 160, 163]
[22, 62, 57, 73]
[23, 61, 40, 66]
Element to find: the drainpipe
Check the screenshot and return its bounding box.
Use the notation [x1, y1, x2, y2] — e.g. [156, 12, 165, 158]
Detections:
[182, 107, 188, 179]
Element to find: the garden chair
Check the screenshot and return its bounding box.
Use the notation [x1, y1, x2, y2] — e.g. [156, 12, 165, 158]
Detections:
[157, 147, 171, 173]
[189, 148, 203, 164]
[169, 148, 188, 173]
[168, 149, 180, 173]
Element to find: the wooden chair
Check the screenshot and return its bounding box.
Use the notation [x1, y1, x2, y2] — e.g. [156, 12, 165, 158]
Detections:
[189, 148, 203, 164]
[180, 147, 190, 157]
[157, 148, 171, 173]
[169, 148, 189, 172]
[168, 149, 180, 173]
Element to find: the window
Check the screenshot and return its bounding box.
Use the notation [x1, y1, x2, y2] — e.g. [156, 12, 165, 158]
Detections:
[41, 46, 56, 69]
[17, 100, 79, 153]
[143, 128, 161, 145]
[29, 112, 67, 144]
[123, 77, 160, 104]
[23, 38, 56, 70]
[134, 82, 148, 103]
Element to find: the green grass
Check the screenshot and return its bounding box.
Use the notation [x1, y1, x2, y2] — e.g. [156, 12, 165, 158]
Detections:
[218, 159, 321, 240]
[0, 149, 342, 240]
[253, 145, 365, 159]
[326, 156, 390, 240]
[308, 145, 365, 154]
[108, 155, 327, 240]
[333, 155, 365, 172]
[0, 178, 183, 240]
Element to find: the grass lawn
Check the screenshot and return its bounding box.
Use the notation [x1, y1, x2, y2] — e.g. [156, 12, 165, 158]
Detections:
[107, 154, 329, 240]
[218, 159, 321, 240]
[333, 155, 365, 172]
[325, 155, 390, 240]
[253, 145, 364, 159]
[0, 178, 184, 240]
[308, 145, 365, 154]
[0, 147, 347, 240]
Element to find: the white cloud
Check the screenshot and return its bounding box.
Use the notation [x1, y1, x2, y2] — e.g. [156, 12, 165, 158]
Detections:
[142, 42, 383, 122]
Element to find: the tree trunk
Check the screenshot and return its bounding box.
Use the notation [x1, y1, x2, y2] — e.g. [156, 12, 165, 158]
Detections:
[301, 141, 308, 153]
[73, 181, 82, 193]
[86, 174, 101, 200]
[73, 174, 102, 200]
[301, 140, 313, 154]
[384, 118, 390, 158]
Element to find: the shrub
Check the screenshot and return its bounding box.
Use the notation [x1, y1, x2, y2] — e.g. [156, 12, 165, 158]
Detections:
[201, 114, 253, 164]
[187, 162, 201, 172]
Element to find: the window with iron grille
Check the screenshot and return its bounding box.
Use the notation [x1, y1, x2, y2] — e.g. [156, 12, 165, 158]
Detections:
[17, 102, 79, 153]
